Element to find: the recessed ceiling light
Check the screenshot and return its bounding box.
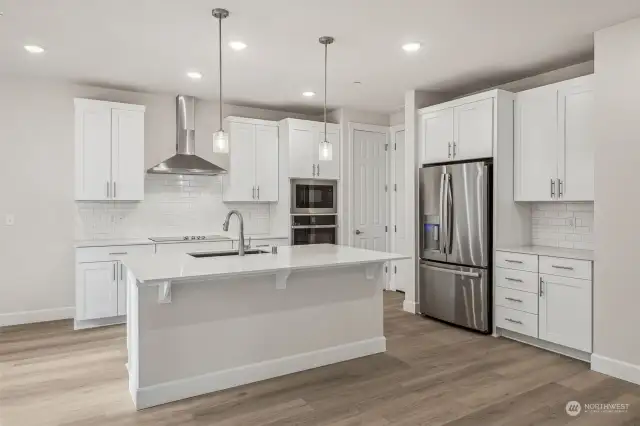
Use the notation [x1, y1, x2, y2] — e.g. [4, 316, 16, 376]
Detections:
[187, 71, 203, 80]
[302, 91, 316, 97]
[24, 45, 45, 54]
[402, 42, 422, 53]
[229, 41, 247, 51]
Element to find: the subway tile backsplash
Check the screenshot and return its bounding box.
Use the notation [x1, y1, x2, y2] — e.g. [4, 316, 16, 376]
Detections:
[75, 174, 270, 240]
[531, 202, 594, 250]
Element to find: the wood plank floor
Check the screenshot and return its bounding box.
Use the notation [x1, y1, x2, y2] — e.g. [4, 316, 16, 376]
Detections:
[1, 291, 639, 426]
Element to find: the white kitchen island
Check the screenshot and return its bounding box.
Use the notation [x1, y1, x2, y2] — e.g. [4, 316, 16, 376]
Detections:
[123, 244, 408, 409]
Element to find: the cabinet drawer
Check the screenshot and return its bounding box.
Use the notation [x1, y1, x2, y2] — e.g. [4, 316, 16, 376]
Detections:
[496, 306, 538, 338]
[496, 251, 538, 272]
[155, 241, 233, 255]
[495, 267, 539, 293]
[539, 256, 591, 280]
[77, 244, 155, 263]
[496, 287, 538, 314]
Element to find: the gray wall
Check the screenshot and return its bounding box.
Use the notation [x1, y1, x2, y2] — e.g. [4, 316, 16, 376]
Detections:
[593, 17, 640, 369]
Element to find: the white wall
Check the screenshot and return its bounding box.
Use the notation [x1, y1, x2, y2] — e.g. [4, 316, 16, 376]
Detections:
[0, 76, 313, 324]
[592, 17, 640, 384]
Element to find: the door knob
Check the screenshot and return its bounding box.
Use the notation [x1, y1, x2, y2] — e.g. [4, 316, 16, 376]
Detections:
[355, 230, 363, 235]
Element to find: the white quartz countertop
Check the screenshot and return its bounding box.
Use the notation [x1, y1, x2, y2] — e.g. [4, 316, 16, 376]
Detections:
[497, 245, 594, 261]
[75, 234, 289, 248]
[123, 244, 410, 283]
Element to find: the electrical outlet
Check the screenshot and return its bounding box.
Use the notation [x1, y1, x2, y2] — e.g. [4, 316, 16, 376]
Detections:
[567, 217, 575, 229]
[5, 214, 15, 226]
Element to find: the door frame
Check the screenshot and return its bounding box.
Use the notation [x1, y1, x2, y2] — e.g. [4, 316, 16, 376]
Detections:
[347, 122, 391, 250]
[389, 125, 405, 291]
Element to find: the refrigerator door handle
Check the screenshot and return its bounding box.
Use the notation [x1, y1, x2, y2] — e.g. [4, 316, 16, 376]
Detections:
[419, 262, 481, 278]
[446, 173, 454, 255]
[439, 173, 446, 253]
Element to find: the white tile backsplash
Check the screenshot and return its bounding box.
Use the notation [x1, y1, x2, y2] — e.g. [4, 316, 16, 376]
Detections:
[75, 174, 270, 240]
[531, 202, 594, 250]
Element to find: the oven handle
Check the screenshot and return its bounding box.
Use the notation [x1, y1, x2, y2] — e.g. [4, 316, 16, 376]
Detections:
[291, 225, 338, 229]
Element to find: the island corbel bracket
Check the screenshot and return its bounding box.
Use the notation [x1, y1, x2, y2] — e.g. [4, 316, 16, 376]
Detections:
[275, 270, 290, 290]
[158, 280, 172, 304]
[365, 264, 381, 281]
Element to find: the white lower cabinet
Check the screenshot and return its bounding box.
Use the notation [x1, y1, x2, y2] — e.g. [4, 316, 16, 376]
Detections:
[539, 273, 592, 353]
[76, 261, 119, 320]
[495, 250, 593, 355]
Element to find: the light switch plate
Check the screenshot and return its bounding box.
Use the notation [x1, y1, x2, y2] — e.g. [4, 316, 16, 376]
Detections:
[5, 214, 15, 226]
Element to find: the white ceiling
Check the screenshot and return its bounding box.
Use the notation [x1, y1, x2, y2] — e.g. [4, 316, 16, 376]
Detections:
[2, 0, 640, 114]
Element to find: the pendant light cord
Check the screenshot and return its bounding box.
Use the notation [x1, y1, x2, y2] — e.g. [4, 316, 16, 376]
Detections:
[218, 15, 223, 132]
[323, 42, 327, 139]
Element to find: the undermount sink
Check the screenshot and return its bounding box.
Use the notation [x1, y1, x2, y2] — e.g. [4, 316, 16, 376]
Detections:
[188, 249, 268, 258]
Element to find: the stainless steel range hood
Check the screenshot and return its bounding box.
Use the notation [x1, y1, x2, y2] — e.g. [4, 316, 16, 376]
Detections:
[147, 95, 227, 176]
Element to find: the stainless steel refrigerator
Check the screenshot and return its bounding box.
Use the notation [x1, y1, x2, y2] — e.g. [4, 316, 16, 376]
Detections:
[419, 160, 492, 333]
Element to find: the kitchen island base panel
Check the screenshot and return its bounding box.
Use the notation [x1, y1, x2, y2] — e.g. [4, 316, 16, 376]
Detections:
[127, 264, 386, 410]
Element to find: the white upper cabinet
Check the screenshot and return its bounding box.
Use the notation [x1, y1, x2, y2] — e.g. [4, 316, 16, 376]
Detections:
[514, 75, 594, 202]
[75, 99, 145, 201]
[558, 77, 595, 201]
[222, 117, 279, 202]
[453, 98, 494, 161]
[419, 94, 494, 165]
[515, 84, 559, 201]
[420, 108, 453, 164]
[286, 120, 341, 179]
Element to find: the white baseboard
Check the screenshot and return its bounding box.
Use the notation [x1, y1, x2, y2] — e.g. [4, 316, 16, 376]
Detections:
[0, 307, 74, 327]
[591, 354, 640, 386]
[403, 300, 418, 314]
[74, 315, 125, 330]
[134, 336, 386, 410]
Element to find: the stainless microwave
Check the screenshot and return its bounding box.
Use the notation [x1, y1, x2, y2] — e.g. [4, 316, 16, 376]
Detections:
[290, 179, 337, 214]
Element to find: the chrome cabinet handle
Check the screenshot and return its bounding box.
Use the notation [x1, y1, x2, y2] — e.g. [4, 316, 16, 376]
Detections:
[252, 186, 255, 199]
[109, 252, 128, 256]
[539, 276, 544, 297]
[505, 277, 523, 282]
[257, 186, 260, 199]
[550, 178, 555, 198]
[448, 142, 452, 158]
[106, 181, 110, 198]
[120, 263, 124, 280]
[452, 142, 457, 157]
[317, 164, 320, 176]
[113, 182, 117, 198]
[312, 164, 316, 177]
[505, 318, 523, 325]
[552, 265, 574, 270]
[505, 259, 523, 264]
[113, 263, 116, 282]
[558, 179, 563, 198]
[505, 297, 523, 303]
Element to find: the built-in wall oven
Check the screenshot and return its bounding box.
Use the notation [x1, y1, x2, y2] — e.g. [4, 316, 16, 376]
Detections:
[291, 179, 337, 214]
[291, 214, 337, 245]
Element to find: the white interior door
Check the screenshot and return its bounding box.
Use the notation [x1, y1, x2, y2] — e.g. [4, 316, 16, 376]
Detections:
[514, 85, 559, 201]
[453, 98, 494, 160]
[288, 127, 316, 179]
[352, 128, 388, 251]
[111, 108, 145, 201]
[420, 108, 454, 164]
[558, 77, 595, 201]
[75, 103, 112, 200]
[224, 121, 256, 202]
[76, 261, 118, 320]
[254, 124, 279, 201]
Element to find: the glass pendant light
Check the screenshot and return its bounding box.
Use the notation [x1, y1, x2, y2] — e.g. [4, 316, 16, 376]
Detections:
[212, 8, 230, 154]
[319, 36, 334, 161]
